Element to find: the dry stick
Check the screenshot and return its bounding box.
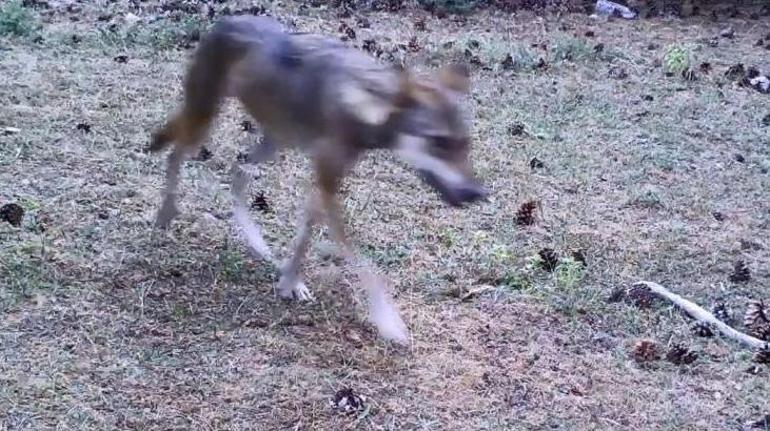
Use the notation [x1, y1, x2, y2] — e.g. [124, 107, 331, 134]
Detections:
[634, 281, 767, 350]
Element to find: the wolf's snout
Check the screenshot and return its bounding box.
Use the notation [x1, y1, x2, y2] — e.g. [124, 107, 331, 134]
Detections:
[454, 181, 487, 206]
[418, 170, 487, 207]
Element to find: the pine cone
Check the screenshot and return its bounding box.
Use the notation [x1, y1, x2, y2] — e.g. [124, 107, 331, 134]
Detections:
[745, 299, 768, 327]
[331, 388, 365, 414]
[745, 299, 770, 340]
[692, 322, 714, 337]
[628, 284, 656, 308]
[0, 203, 24, 227]
[251, 191, 271, 213]
[725, 63, 745, 81]
[632, 339, 660, 363]
[666, 343, 698, 365]
[193, 146, 213, 161]
[571, 249, 587, 266]
[407, 36, 420, 52]
[729, 260, 751, 283]
[529, 157, 545, 169]
[516, 201, 538, 226]
[754, 345, 770, 364]
[537, 248, 559, 272]
[338, 22, 356, 41]
[754, 323, 770, 341]
[712, 302, 732, 323]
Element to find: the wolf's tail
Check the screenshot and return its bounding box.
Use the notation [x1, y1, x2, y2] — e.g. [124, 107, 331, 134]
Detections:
[148, 16, 286, 153]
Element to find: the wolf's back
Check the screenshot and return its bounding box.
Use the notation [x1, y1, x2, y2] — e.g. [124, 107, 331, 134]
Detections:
[149, 16, 292, 152]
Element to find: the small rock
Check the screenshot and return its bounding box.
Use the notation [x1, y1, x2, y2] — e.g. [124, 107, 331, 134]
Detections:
[76, 123, 91, 133]
[113, 54, 128, 63]
[749, 75, 770, 93]
[124, 12, 142, 26]
[2, 127, 21, 135]
[762, 113, 770, 126]
[720, 28, 735, 38]
[735, 153, 746, 163]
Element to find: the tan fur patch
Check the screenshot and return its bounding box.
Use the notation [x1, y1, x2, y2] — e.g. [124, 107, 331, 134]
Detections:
[339, 81, 393, 126]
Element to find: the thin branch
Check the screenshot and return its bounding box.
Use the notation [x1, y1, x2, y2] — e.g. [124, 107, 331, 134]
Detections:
[634, 281, 767, 350]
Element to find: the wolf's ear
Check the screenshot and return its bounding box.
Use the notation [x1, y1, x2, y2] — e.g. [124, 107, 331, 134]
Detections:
[437, 63, 470, 94]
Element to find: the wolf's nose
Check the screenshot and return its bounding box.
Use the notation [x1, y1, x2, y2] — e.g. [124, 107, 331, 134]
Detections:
[456, 182, 488, 205]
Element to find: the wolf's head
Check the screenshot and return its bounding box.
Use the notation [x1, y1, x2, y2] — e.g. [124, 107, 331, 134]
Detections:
[389, 64, 487, 207]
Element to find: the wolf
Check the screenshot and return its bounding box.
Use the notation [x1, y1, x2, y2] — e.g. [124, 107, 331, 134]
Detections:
[148, 15, 487, 343]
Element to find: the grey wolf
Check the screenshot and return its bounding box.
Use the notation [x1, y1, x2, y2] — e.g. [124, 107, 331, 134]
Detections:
[148, 15, 487, 343]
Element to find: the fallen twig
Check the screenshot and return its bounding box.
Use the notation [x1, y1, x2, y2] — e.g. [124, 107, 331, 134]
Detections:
[634, 281, 767, 350]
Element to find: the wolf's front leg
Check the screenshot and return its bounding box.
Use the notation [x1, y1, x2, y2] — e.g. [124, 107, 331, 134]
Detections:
[275, 191, 322, 301]
[316, 162, 409, 345]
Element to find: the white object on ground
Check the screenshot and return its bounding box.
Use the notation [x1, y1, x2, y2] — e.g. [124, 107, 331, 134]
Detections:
[595, 0, 637, 19]
[750, 75, 770, 93]
[635, 281, 767, 349]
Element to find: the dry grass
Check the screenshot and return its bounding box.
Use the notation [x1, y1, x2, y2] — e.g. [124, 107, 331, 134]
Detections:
[1, 1, 770, 430]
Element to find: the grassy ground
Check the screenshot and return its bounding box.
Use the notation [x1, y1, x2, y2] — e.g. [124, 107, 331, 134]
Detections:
[1, 1, 769, 429]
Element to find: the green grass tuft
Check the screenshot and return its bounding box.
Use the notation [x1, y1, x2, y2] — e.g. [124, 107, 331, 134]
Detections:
[0, 1, 39, 37]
